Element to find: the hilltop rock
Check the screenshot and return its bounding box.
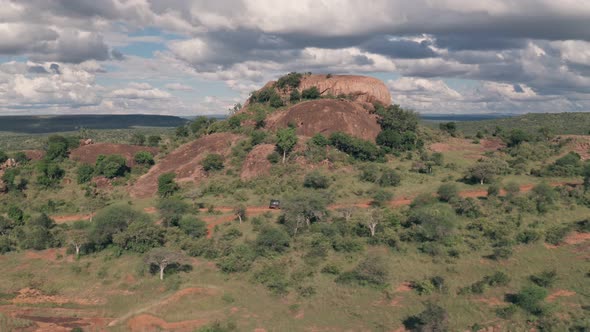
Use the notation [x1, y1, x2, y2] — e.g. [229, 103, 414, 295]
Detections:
[130, 133, 242, 198]
[266, 99, 381, 141]
[298, 74, 391, 106]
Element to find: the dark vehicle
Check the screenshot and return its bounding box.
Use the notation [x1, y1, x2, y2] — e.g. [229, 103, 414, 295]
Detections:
[269, 199, 281, 209]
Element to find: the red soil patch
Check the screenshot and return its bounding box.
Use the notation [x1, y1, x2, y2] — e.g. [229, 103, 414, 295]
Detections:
[555, 135, 590, 160]
[241, 143, 275, 180]
[53, 213, 94, 224]
[126, 314, 208, 332]
[547, 289, 576, 302]
[564, 232, 590, 245]
[23, 149, 45, 161]
[24, 248, 67, 261]
[70, 143, 158, 167]
[473, 297, 505, 306]
[130, 133, 242, 198]
[12, 287, 104, 306]
[395, 282, 413, 292]
[266, 99, 381, 141]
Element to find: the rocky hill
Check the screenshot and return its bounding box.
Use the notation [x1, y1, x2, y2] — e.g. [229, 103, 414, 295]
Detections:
[298, 74, 391, 105]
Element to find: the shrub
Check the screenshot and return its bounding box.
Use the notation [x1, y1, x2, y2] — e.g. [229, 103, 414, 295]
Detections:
[14, 151, 29, 164]
[113, 221, 165, 253]
[302, 86, 320, 99]
[147, 135, 161, 147]
[516, 229, 541, 244]
[408, 204, 457, 241]
[77, 164, 95, 184]
[289, 89, 301, 102]
[157, 172, 179, 198]
[303, 171, 331, 189]
[487, 183, 501, 197]
[134, 151, 154, 166]
[379, 169, 401, 187]
[276, 72, 303, 90]
[489, 246, 513, 260]
[371, 189, 393, 207]
[256, 227, 290, 254]
[410, 193, 437, 208]
[267, 151, 280, 164]
[95, 154, 128, 178]
[359, 164, 379, 183]
[310, 133, 330, 147]
[514, 284, 548, 315]
[7, 206, 24, 225]
[336, 256, 390, 287]
[90, 205, 150, 247]
[437, 183, 459, 202]
[201, 154, 224, 172]
[269, 94, 284, 108]
[178, 215, 207, 238]
[403, 302, 449, 332]
[321, 263, 341, 275]
[0, 150, 7, 163]
[217, 244, 257, 273]
[329, 132, 383, 161]
[157, 198, 188, 227]
[545, 225, 570, 245]
[530, 270, 558, 288]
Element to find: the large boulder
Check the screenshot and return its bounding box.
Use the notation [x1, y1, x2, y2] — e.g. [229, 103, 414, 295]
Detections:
[298, 74, 391, 106]
[266, 99, 381, 141]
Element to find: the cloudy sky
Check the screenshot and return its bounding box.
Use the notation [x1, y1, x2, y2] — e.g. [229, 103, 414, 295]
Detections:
[1, 0, 590, 116]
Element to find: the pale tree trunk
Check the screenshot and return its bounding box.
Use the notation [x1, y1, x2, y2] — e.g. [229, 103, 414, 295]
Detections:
[237, 214, 242, 224]
[159, 264, 166, 280]
[282, 150, 286, 164]
[480, 178, 484, 185]
[368, 223, 377, 237]
[75, 244, 80, 257]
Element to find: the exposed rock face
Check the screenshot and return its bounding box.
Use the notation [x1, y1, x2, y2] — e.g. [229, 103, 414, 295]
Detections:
[240, 144, 275, 180]
[266, 99, 381, 141]
[130, 133, 242, 198]
[70, 143, 159, 167]
[298, 74, 391, 106]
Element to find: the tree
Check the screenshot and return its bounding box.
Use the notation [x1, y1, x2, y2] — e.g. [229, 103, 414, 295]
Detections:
[289, 89, 301, 102]
[276, 128, 298, 163]
[7, 205, 24, 225]
[90, 204, 150, 247]
[466, 158, 508, 184]
[269, 94, 284, 108]
[0, 150, 8, 163]
[409, 204, 457, 241]
[19, 214, 56, 250]
[130, 133, 146, 146]
[201, 154, 224, 172]
[113, 221, 165, 253]
[329, 132, 383, 161]
[175, 125, 189, 137]
[77, 164, 95, 184]
[379, 169, 401, 187]
[439, 122, 457, 136]
[505, 129, 532, 147]
[36, 160, 64, 188]
[147, 135, 162, 147]
[358, 208, 383, 237]
[276, 72, 303, 90]
[301, 86, 320, 99]
[303, 171, 330, 189]
[437, 183, 459, 202]
[504, 182, 521, 196]
[95, 154, 128, 178]
[337, 255, 390, 287]
[233, 205, 247, 224]
[144, 248, 186, 280]
[45, 135, 70, 160]
[14, 151, 29, 164]
[157, 198, 188, 227]
[281, 191, 330, 235]
[158, 172, 179, 198]
[256, 226, 290, 254]
[178, 215, 207, 238]
[404, 302, 449, 332]
[514, 284, 548, 315]
[67, 228, 88, 257]
[134, 151, 155, 166]
[375, 104, 419, 133]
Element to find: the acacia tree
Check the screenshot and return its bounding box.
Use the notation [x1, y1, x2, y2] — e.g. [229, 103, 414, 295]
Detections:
[276, 128, 298, 163]
[67, 228, 88, 257]
[144, 248, 185, 280]
[357, 208, 382, 237]
[234, 205, 247, 224]
[281, 192, 330, 235]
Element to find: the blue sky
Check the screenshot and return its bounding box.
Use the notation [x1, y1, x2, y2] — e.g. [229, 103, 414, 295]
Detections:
[1, 0, 589, 115]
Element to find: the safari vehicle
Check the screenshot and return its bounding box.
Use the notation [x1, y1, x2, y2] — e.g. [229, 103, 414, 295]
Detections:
[269, 199, 281, 209]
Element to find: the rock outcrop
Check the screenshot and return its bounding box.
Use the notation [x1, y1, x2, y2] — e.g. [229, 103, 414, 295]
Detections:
[298, 74, 391, 106]
[266, 99, 381, 141]
[130, 133, 242, 198]
[240, 144, 275, 180]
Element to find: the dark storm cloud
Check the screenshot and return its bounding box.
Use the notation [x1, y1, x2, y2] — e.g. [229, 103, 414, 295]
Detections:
[27, 65, 49, 74]
[434, 35, 526, 51]
[361, 36, 437, 59]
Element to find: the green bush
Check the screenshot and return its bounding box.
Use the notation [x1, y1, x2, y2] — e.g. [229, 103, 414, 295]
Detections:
[178, 215, 207, 238]
[303, 171, 331, 189]
[302, 86, 320, 99]
[437, 183, 459, 202]
[276, 72, 303, 90]
[134, 151, 154, 166]
[329, 132, 383, 161]
[77, 164, 95, 184]
[371, 189, 393, 207]
[201, 154, 224, 172]
[217, 244, 257, 273]
[403, 302, 449, 332]
[545, 225, 570, 245]
[514, 284, 548, 315]
[256, 227, 290, 254]
[336, 255, 390, 287]
[359, 164, 379, 183]
[530, 270, 558, 288]
[95, 154, 128, 178]
[409, 204, 457, 241]
[379, 169, 401, 187]
[158, 172, 179, 198]
[157, 198, 188, 227]
[113, 221, 165, 253]
[90, 205, 150, 248]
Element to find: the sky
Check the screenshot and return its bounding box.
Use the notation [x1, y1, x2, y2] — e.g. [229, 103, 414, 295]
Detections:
[1, 1, 590, 116]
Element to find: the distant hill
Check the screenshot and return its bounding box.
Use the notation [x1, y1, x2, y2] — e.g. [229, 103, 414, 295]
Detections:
[445, 112, 590, 136]
[0, 114, 189, 134]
